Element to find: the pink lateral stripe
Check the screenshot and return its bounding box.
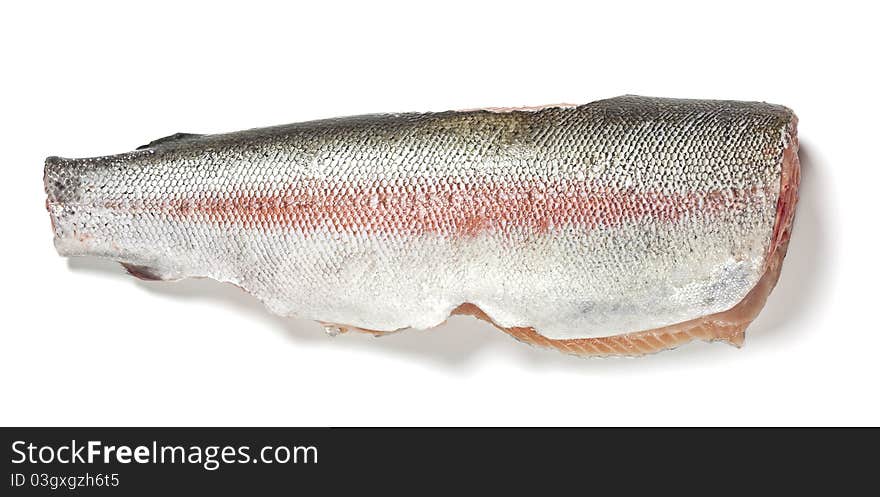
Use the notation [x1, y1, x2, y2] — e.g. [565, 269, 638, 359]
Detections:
[155, 180, 770, 237]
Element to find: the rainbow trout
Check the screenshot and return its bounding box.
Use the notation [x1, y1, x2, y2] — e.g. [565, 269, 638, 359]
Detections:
[44, 96, 800, 356]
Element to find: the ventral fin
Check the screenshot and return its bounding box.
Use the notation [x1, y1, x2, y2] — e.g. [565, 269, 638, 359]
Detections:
[120, 263, 171, 281]
[137, 132, 202, 150]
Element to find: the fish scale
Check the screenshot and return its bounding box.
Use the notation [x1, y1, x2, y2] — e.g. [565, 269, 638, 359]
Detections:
[44, 95, 799, 356]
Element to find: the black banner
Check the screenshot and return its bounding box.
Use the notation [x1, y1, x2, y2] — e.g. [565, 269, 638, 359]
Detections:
[1, 428, 875, 494]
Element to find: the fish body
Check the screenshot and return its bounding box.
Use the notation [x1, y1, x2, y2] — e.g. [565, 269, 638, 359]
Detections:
[45, 96, 799, 356]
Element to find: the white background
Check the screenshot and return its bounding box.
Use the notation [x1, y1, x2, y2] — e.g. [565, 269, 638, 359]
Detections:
[1, 1, 876, 426]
